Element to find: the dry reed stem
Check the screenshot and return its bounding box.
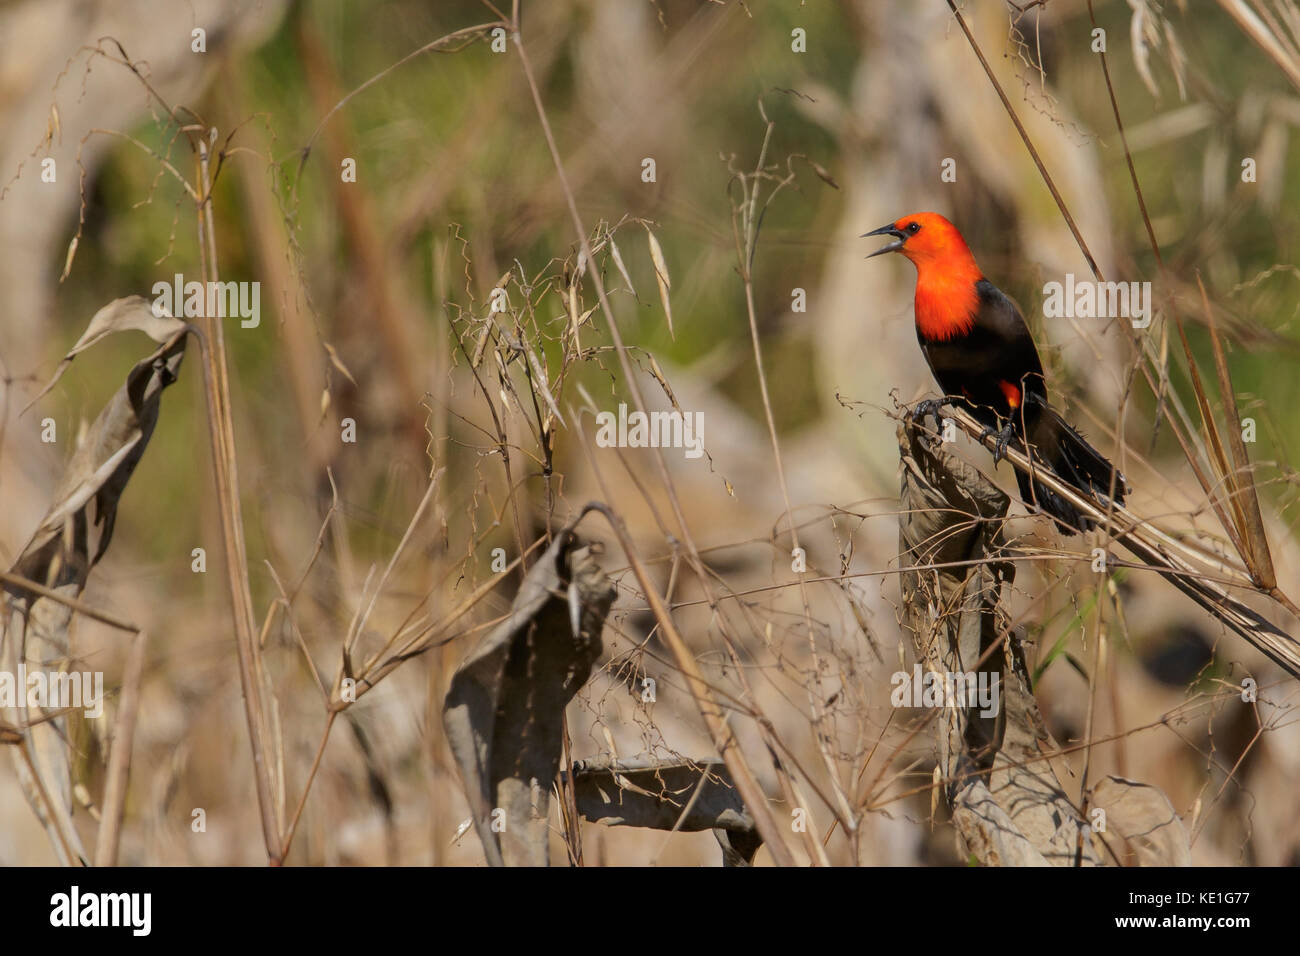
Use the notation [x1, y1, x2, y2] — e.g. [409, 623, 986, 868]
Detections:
[193, 131, 282, 863]
[0, 571, 140, 633]
[93, 629, 147, 866]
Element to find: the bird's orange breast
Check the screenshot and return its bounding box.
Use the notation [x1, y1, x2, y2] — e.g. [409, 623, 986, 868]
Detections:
[913, 269, 980, 342]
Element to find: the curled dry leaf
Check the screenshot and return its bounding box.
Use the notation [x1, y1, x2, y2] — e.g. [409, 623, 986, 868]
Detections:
[565, 755, 763, 866]
[442, 521, 617, 866]
[9, 328, 190, 594]
[4, 318, 188, 867]
[25, 296, 187, 413]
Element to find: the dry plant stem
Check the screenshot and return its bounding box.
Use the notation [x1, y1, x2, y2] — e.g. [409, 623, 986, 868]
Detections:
[559, 713, 584, 865]
[3, 609, 84, 865]
[194, 134, 281, 863]
[512, 25, 798, 865]
[459, 334, 530, 569]
[874, 712, 1163, 812]
[348, 543, 541, 701]
[347, 471, 443, 675]
[296, 20, 503, 179]
[296, 15, 423, 433]
[219, 75, 327, 471]
[14, 738, 80, 864]
[0, 571, 139, 633]
[1075, 591, 1108, 867]
[94, 629, 147, 866]
[946, 0, 1100, 276]
[577, 444, 826, 848]
[736, 110, 853, 847]
[279, 711, 337, 861]
[4, 568, 145, 863]
[1192, 711, 1266, 844]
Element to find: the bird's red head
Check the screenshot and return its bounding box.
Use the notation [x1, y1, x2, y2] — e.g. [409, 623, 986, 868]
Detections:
[864, 212, 985, 341]
[863, 212, 979, 271]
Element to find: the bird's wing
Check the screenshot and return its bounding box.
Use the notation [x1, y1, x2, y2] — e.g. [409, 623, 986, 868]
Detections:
[973, 279, 1045, 399]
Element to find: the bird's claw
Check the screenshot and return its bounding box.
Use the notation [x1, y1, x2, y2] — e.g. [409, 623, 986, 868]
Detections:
[910, 397, 946, 422]
[991, 423, 1016, 464]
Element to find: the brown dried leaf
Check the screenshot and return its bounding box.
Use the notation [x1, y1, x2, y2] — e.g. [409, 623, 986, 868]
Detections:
[566, 756, 763, 866]
[9, 330, 189, 593]
[25, 296, 186, 413]
[442, 524, 617, 866]
[5, 324, 187, 867]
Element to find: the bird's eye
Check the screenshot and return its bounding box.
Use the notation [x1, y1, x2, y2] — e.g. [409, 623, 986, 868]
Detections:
[907, 222, 921, 234]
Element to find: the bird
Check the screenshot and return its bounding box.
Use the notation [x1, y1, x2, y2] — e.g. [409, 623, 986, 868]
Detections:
[864, 211, 1125, 533]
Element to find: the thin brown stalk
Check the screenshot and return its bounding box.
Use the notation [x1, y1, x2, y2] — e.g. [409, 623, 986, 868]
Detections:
[14, 738, 83, 865]
[93, 629, 148, 866]
[946, 0, 1100, 276]
[0, 571, 140, 633]
[193, 130, 282, 863]
[278, 711, 338, 861]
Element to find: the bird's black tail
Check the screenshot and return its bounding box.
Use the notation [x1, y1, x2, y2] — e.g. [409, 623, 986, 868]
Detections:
[1016, 399, 1125, 533]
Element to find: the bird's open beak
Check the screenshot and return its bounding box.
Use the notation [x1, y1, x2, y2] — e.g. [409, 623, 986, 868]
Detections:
[862, 223, 907, 258]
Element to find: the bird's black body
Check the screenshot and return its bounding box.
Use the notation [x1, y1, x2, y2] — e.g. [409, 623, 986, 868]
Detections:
[919, 280, 1126, 533]
[921, 280, 1047, 419]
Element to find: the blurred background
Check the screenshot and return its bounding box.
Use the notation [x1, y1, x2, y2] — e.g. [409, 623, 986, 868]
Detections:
[1, 0, 1298, 865]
